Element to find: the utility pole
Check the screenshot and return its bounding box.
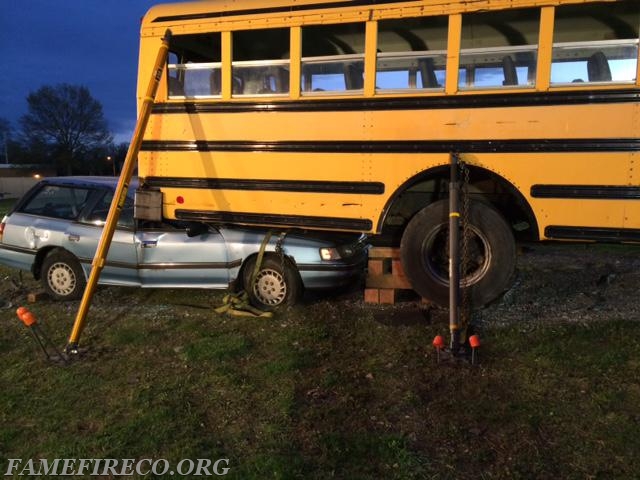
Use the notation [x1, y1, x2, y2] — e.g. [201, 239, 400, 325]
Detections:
[2, 131, 8, 164]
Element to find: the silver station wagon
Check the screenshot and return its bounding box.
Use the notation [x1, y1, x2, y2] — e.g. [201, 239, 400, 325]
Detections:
[0, 177, 367, 308]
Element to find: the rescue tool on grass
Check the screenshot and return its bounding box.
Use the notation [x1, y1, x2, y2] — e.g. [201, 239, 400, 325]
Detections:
[16, 307, 67, 364]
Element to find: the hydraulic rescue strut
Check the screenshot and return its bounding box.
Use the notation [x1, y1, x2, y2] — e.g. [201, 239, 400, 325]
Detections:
[64, 30, 172, 355]
[432, 152, 481, 365]
[449, 152, 462, 356]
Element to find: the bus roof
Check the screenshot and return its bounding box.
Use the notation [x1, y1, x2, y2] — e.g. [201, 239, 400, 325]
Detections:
[143, 0, 349, 26]
[143, 0, 614, 31]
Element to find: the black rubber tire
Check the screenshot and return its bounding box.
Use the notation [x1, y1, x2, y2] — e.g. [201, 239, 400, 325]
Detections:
[400, 199, 516, 308]
[243, 255, 303, 310]
[41, 249, 87, 301]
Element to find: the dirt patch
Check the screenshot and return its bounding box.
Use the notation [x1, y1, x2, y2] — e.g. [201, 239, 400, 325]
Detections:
[476, 242, 640, 327]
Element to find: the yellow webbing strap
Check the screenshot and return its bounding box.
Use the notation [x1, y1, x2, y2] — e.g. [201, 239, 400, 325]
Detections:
[214, 231, 274, 318]
[214, 292, 273, 318]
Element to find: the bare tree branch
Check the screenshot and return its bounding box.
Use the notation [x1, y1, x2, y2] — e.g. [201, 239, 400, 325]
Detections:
[20, 84, 113, 174]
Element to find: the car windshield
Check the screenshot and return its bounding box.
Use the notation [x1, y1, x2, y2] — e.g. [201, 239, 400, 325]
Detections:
[84, 190, 135, 228]
[21, 185, 91, 220]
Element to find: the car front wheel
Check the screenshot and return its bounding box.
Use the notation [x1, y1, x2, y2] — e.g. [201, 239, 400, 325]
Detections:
[242, 255, 302, 310]
[41, 249, 87, 301]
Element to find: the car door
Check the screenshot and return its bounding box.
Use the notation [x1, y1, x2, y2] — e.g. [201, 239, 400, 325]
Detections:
[135, 221, 230, 288]
[65, 189, 139, 286]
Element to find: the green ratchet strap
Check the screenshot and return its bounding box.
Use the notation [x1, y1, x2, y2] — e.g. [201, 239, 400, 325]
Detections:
[249, 230, 272, 290]
[214, 230, 274, 318]
[214, 292, 274, 318]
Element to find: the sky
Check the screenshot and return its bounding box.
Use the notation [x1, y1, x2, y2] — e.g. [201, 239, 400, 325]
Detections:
[0, 0, 189, 144]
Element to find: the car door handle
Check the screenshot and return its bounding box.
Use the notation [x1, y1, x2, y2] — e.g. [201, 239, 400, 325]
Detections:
[67, 234, 80, 242]
[141, 240, 158, 248]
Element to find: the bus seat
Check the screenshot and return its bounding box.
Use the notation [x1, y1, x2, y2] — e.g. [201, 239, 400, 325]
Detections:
[168, 76, 184, 96]
[345, 63, 364, 90]
[419, 58, 439, 88]
[502, 56, 518, 86]
[587, 52, 611, 82]
[210, 70, 221, 95]
[232, 76, 244, 94]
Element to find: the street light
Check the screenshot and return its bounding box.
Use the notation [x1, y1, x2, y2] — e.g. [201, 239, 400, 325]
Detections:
[106, 156, 116, 176]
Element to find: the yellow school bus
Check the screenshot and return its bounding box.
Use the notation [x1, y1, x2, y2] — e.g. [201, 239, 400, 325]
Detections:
[137, 0, 640, 306]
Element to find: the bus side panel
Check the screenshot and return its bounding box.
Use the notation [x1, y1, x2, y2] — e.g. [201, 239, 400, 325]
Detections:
[140, 100, 639, 235]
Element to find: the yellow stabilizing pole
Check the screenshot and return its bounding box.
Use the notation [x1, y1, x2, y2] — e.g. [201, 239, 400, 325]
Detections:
[65, 30, 172, 354]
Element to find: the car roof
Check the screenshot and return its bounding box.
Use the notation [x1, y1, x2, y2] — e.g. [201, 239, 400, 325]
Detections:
[37, 176, 139, 190]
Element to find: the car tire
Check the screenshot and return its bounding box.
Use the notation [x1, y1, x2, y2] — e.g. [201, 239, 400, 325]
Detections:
[400, 199, 516, 308]
[41, 249, 87, 301]
[243, 255, 302, 310]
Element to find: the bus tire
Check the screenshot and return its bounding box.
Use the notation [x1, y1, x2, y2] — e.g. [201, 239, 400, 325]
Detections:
[243, 255, 302, 310]
[400, 199, 516, 308]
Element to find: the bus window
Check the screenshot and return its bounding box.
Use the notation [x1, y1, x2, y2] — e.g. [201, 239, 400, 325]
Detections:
[376, 16, 448, 91]
[232, 28, 290, 96]
[459, 8, 539, 89]
[301, 23, 365, 94]
[168, 33, 221, 98]
[551, 1, 639, 85]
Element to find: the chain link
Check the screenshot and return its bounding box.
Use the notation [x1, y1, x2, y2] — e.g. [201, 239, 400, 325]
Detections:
[275, 231, 288, 277]
[459, 159, 472, 332]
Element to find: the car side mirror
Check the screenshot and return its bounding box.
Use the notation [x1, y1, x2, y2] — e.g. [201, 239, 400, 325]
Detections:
[186, 222, 208, 237]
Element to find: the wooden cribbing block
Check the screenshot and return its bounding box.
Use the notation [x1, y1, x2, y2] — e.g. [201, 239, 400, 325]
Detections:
[365, 247, 417, 304]
[27, 291, 49, 303]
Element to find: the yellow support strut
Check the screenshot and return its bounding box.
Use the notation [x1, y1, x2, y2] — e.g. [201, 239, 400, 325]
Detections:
[65, 30, 172, 354]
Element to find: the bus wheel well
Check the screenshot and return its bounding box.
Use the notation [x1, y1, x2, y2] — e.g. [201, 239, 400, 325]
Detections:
[379, 165, 538, 245]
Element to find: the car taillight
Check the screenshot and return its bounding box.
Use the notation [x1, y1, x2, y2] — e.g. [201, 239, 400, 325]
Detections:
[0, 222, 5, 242]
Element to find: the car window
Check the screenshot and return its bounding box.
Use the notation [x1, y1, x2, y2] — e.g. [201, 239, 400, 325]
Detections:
[20, 185, 91, 220]
[85, 191, 135, 229]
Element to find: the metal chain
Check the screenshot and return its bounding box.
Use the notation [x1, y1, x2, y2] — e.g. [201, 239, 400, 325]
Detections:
[459, 160, 471, 332]
[275, 231, 288, 277]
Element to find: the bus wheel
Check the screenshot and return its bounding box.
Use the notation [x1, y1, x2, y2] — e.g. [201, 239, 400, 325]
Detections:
[243, 255, 302, 310]
[400, 199, 516, 308]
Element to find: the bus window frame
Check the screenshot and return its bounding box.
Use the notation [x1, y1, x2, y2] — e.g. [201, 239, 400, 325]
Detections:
[167, 61, 223, 99]
[549, 38, 639, 87]
[458, 44, 538, 90]
[375, 50, 447, 92]
[301, 53, 366, 96]
[231, 58, 291, 97]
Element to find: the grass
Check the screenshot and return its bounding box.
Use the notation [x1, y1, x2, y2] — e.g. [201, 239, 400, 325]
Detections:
[0, 264, 639, 479]
[0, 198, 17, 217]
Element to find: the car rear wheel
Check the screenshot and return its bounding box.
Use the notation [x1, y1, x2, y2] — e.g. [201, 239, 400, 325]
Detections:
[242, 255, 302, 310]
[41, 250, 86, 301]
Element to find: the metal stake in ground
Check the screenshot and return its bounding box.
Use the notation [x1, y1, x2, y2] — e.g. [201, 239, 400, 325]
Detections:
[449, 152, 462, 356]
[16, 307, 67, 364]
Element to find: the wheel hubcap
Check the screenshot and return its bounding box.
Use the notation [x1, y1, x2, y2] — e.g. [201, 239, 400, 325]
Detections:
[47, 262, 76, 296]
[252, 268, 287, 306]
[422, 224, 492, 287]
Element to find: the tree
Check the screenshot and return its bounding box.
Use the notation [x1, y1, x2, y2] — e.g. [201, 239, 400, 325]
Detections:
[0, 118, 11, 164]
[20, 84, 113, 174]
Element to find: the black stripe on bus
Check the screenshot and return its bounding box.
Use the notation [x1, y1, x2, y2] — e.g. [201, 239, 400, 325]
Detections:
[531, 185, 640, 200]
[144, 177, 385, 195]
[152, 0, 416, 23]
[151, 89, 640, 114]
[174, 210, 373, 231]
[141, 138, 640, 154]
[545, 226, 640, 243]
